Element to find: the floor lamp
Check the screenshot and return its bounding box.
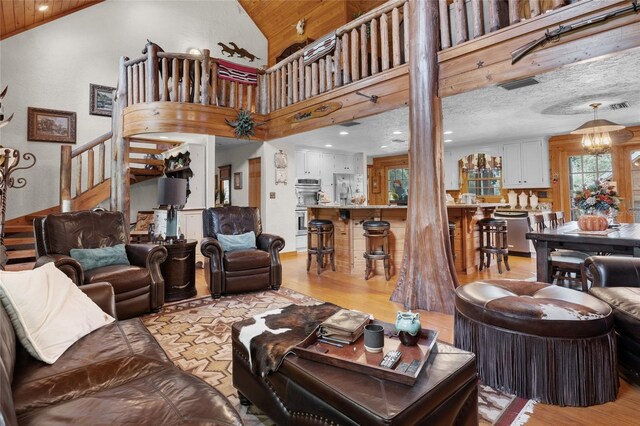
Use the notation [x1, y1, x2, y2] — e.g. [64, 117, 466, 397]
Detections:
[157, 177, 187, 240]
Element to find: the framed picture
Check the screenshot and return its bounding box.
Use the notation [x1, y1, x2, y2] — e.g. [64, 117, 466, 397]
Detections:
[27, 107, 77, 143]
[89, 84, 115, 117]
[234, 172, 243, 190]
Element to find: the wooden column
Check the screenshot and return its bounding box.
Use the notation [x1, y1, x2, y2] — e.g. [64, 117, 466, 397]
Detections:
[392, 6, 401, 67]
[471, 0, 484, 39]
[146, 43, 159, 102]
[112, 56, 130, 220]
[454, 0, 468, 44]
[201, 49, 211, 105]
[60, 146, 72, 211]
[438, 0, 451, 49]
[508, 0, 521, 25]
[342, 33, 351, 83]
[390, 0, 457, 314]
[334, 39, 343, 86]
[530, 0, 542, 18]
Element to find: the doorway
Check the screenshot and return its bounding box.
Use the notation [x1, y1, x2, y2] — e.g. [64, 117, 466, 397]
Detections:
[248, 157, 261, 210]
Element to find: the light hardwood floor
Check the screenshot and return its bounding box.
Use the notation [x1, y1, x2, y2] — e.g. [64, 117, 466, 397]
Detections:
[194, 253, 639, 425]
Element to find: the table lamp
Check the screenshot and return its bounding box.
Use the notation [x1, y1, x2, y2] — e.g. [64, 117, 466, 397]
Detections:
[157, 177, 187, 239]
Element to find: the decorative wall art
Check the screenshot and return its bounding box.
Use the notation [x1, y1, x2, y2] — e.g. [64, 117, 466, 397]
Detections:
[274, 150, 288, 185]
[27, 107, 77, 143]
[0, 86, 15, 129]
[89, 84, 115, 117]
[234, 172, 243, 190]
[217, 42, 261, 62]
[288, 102, 342, 124]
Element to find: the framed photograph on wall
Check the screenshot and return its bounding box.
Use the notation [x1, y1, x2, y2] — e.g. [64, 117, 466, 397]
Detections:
[89, 84, 115, 117]
[234, 172, 243, 190]
[27, 107, 77, 143]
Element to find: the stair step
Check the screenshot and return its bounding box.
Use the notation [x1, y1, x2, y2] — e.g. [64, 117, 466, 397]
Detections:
[5, 225, 33, 233]
[4, 262, 35, 271]
[130, 157, 164, 166]
[131, 167, 163, 176]
[130, 137, 183, 146]
[25, 214, 45, 221]
[4, 237, 34, 245]
[130, 147, 165, 155]
[7, 249, 35, 260]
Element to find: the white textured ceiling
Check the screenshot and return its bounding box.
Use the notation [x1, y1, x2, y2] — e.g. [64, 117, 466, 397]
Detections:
[276, 48, 640, 155]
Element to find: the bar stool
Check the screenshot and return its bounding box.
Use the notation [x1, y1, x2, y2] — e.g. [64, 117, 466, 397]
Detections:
[448, 222, 456, 261]
[478, 218, 510, 274]
[363, 220, 391, 281]
[307, 219, 335, 275]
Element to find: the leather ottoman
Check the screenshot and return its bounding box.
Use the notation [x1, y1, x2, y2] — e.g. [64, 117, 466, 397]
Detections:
[454, 279, 618, 407]
[232, 321, 478, 425]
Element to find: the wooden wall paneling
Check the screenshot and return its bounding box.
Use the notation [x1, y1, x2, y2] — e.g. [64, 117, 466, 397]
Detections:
[23, 1, 36, 28]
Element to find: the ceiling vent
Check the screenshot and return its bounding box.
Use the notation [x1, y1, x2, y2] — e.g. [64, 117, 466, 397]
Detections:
[609, 102, 629, 110]
[391, 139, 406, 143]
[498, 77, 540, 91]
[339, 121, 361, 127]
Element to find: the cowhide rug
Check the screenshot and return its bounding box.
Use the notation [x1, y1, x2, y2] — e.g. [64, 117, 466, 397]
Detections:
[142, 288, 534, 425]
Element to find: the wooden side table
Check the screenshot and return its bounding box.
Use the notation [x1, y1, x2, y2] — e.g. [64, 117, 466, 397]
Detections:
[158, 240, 197, 302]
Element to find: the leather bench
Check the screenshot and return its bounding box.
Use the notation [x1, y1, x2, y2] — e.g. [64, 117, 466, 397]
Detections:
[1, 282, 241, 426]
[455, 279, 618, 407]
[231, 316, 478, 425]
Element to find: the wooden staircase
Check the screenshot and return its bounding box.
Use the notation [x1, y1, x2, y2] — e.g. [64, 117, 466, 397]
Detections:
[3, 134, 182, 267]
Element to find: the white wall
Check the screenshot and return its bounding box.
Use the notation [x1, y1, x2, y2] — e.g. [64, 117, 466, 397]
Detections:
[215, 142, 263, 207]
[0, 0, 266, 220]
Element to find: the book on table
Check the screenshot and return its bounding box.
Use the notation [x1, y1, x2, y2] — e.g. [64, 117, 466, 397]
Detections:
[317, 309, 371, 344]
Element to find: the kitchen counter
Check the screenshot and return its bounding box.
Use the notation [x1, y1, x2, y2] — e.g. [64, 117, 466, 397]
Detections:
[305, 203, 507, 209]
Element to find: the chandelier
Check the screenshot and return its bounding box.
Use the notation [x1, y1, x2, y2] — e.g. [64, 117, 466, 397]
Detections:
[571, 103, 625, 156]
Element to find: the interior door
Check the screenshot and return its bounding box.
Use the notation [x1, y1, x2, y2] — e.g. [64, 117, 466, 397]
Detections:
[248, 157, 261, 209]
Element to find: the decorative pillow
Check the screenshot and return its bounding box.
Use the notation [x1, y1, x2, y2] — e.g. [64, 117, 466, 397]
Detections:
[217, 231, 257, 252]
[0, 262, 115, 364]
[70, 244, 130, 271]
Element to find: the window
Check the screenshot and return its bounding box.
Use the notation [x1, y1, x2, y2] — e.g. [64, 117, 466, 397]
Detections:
[568, 154, 613, 220]
[462, 154, 502, 196]
[388, 168, 409, 203]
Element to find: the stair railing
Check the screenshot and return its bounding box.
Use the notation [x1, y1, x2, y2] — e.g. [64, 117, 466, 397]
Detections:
[60, 131, 111, 212]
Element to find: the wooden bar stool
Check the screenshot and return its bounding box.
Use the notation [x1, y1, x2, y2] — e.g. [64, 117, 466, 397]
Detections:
[478, 218, 510, 274]
[307, 219, 335, 275]
[363, 220, 391, 281]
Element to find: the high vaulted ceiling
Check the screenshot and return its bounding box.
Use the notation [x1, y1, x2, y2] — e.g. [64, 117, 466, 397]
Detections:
[0, 0, 103, 41]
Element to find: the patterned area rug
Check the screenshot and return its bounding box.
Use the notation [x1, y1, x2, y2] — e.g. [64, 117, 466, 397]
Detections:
[142, 289, 534, 425]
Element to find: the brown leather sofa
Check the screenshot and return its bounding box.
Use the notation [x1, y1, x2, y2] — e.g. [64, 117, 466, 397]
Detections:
[34, 210, 167, 319]
[201, 206, 284, 298]
[0, 282, 241, 426]
[585, 256, 640, 383]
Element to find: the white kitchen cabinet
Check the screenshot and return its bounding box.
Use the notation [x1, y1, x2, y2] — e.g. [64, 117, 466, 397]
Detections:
[295, 150, 322, 179]
[177, 209, 204, 267]
[502, 140, 549, 189]
[353, 153, 365, 176]
[320, 153, 334, 188]
[443, 150, 460, 190]
[333, 154, 355, 173]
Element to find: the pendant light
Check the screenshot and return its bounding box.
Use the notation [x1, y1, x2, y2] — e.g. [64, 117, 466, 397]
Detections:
[571, 103, 625, 156]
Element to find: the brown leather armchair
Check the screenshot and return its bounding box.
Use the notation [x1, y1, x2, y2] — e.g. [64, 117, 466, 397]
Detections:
[585, 256, 640, 383]
[201, 206, 284, 298]
[33, 210, 168, 319]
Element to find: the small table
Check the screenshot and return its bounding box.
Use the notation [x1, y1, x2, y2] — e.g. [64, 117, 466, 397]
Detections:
[526, 222, 640, 282]
[157, 240, 197, 302]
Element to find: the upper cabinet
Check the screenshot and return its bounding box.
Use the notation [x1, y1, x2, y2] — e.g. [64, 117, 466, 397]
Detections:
[502, 140, 549, 189]
[333, 154, 354, 173]
[443, 150, 460, 190]
[296, 150, 322, 179]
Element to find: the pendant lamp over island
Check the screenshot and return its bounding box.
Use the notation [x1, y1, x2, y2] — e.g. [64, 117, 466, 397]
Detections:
[571, 103, 625, 156]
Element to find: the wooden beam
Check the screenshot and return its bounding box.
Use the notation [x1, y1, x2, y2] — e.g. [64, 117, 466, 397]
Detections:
[390, 0, 456, 314]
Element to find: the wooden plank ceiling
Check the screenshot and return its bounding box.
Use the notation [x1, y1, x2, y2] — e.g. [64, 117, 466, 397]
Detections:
[1, 0, 103, 41]
[238, 0, 387, 65]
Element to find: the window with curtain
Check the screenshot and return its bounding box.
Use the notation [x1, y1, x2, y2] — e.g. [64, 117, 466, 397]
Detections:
[568, 154, 613, 220]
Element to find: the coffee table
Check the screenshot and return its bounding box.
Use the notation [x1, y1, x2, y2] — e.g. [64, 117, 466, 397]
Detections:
[232, 321, 478, 425]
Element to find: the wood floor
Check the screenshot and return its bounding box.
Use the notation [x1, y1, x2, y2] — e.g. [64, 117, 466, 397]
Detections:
[194, 253, 639, 425]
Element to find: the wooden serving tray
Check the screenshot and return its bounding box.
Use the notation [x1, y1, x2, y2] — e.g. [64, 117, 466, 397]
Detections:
[292, 320, 438, 385]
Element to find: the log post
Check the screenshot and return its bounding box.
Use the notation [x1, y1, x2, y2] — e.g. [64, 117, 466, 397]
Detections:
[381, 13, 390, 71]
[334, 39, 342, 87]
[161, 58, 169, 101]
[392, 7, 401, 67]
[194, 59, 201, 104]
[139, 63, 146, 102]
[360, 24, 369, 78]
[508, 0, 521, 25]
[98, 141, 105, 183]
[60, 145, 72, 211]
[112, 56, 130, 219]
[88, 148, 95, 190]
[280, 66, 286, 107]
[76, 156, 83, 197]
[325, 55, 333, 91]
[403, 2, 410, 63]
[438, 0, 451, 49]
[454, 0, 468, 44]
[287, 62, 293, 104]
[270, 71, 276, 110]
[146, 42, 159, 102]
[171, 58, 179, 102]
[182, 59, 190, 102]
[275, 68, 281, 109]
[342, 33, 351, 84]
[132, 64, 139, 104]
[530, 0, 542, 18]
[471, 0, 484, 39]
[350, 29, 359, 81]
[488, 0, 501, 32]
[127, 66, 133, 105]
[311, 62, 319, 96]
[201, 49, 211, 105]
[319, 59, 326, 93]
[552, 0, 565, 9]
[371, 17, 379, 74]
[212, 60, 219, 106]
[305, 65, 312, 99]
[391, 0, 457, 314]
[292, 60, 299, 103]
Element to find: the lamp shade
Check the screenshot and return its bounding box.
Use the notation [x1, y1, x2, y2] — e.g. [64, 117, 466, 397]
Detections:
[157, 177, 187, 206]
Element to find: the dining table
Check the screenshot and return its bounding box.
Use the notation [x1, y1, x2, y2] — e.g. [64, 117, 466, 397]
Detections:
[525, 221, 640, 283]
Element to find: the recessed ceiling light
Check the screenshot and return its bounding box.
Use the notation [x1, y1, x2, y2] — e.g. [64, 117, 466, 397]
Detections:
[380, 145, 388, 148]
[325, 144, 333, 147]
[159, 136, 169, 139]
[38, 4, 49, 11]
[392, 131, 402, 135]
[339, 131, 349, 135]
[444, 139, 453, 143]
[444, 131, 453, 135]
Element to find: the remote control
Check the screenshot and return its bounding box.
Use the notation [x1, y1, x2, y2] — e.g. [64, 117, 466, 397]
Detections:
[379, 350, 402, 369]
[405, 359, 421, 375]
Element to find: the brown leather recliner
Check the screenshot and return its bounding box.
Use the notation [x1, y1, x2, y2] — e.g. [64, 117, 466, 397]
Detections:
[201, 206, 284, 298]
[33, 210, 167, 319]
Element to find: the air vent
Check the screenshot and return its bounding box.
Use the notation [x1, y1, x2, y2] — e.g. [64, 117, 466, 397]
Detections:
[609, 102, 629, 110]
[391, 139, 406, 143]
[498, 77, 540, 91]
[339, 121, 361, 127]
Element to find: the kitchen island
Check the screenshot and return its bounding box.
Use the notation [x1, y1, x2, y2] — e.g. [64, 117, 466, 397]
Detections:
[307, 203, 506, 278]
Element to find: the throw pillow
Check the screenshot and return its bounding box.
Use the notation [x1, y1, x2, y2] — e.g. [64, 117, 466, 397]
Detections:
[217, 231, 257, 252]
[70, 244, 130, 271]
[0, 262, 115, 364]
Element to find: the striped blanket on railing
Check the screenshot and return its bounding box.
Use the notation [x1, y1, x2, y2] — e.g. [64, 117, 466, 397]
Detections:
[217, 59, 258, 85]
[303, 32, 337, 65]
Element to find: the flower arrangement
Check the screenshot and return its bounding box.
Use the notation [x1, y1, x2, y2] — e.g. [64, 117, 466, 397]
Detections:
[573, 181, 621, 214]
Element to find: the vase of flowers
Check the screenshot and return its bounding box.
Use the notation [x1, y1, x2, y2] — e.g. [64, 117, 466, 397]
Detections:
[573, 181, 620, 231]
